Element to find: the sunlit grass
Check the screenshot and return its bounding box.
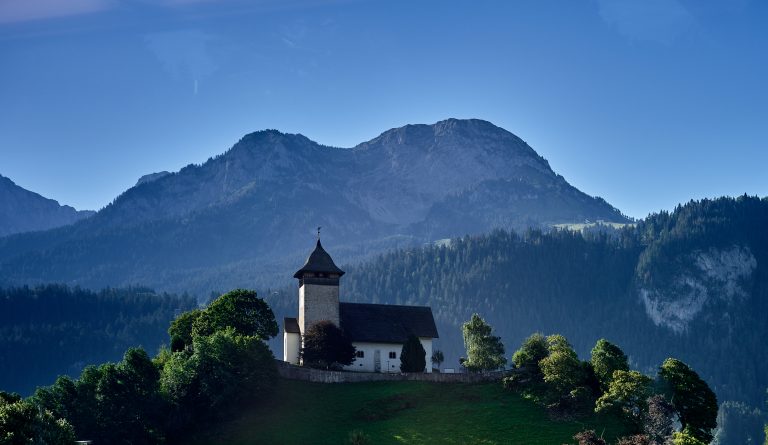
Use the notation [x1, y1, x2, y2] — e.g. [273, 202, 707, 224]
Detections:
[194, 379, 628, 445]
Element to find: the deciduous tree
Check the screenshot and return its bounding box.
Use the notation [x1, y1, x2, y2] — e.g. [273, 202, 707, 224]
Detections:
[161, 327, 277, 428]
[539, 335, 583, 402]
[595, 370, 652, 427]
[671, 429, 707, 445]
[0, 398, 74, 445]
[512, 332, 548, 375]
[659, 358, 718, 444]
[300, 321, 356, 369]
[573, 429, 606, 445]
[169, 308, 203, 351]
[644, 394, 676, 445]
[590, 339, 629, 390]
[192, 289, 278, 340]
[461, 313, 506, 371]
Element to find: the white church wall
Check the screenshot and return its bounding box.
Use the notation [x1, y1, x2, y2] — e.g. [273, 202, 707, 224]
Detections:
[344, 342, 402, 373]
[420, 337, 433, 374]
[283, 332, 301, 365]
[343, 339, 434, 373]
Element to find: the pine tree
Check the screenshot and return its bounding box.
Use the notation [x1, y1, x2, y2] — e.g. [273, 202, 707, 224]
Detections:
[400, 334, 427, 372]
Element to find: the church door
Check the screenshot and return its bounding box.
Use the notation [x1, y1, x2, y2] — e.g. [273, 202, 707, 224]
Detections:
[373, 350, 381, 372]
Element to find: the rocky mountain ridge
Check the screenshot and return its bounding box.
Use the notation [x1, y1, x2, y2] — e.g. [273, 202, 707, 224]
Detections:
[0, 174, 94, 238]
[0, 119, 629, 293]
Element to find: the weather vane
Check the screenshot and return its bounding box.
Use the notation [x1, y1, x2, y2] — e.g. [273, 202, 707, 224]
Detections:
[317, 226, 322, 240]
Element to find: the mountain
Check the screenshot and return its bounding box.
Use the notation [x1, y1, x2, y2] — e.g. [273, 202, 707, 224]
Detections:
[340, 196, 768, 428]
[0, 174, 94, 237]
[0, 119, 629, 293]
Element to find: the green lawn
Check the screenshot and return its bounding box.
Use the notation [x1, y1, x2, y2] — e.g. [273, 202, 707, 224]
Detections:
[552, 222, 635, 231]
[194, 379, 628, 445]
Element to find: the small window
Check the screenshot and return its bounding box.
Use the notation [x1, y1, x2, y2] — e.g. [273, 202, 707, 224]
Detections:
[356, 350, 364, 358]
[389, 352, 396, 359]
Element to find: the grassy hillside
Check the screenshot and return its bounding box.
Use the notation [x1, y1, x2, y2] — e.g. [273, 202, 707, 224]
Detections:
[194, 379, 628, 445]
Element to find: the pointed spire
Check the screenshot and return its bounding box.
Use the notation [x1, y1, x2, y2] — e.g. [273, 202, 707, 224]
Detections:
[294, 232, 344, 279]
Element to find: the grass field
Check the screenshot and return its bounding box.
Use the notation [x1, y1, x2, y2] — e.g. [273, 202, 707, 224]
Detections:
[552, 222, 635, 231]
[194, 379, 628, 445]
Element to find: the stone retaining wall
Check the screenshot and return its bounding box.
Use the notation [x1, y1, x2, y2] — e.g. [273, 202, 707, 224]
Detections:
[275, 360, 513, 383]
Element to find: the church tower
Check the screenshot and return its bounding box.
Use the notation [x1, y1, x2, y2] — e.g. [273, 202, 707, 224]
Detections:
[293, 238, 345, 334]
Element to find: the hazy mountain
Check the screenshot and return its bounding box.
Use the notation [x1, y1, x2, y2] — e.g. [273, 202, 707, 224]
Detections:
[0, 119, 629, 293]
[0, 174, 94, 238]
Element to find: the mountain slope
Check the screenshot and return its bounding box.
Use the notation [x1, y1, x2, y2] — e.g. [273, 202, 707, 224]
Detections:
[0, 174, 94, 237]
[342, 196, 768, 413]
[0, 119, 628, 293]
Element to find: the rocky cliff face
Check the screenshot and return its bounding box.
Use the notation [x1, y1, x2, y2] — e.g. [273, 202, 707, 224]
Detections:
[639, 245, 757, 333]
[0, 119, 629, 293]
[0, 174, 94, 238]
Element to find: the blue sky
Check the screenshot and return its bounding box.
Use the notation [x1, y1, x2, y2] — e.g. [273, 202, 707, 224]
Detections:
[1, 0, 766, 219]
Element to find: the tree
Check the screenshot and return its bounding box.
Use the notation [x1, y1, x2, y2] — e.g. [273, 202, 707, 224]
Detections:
[595, 370, 653, 427]
[539, 335, 584, 402]
[461, 313, 506, 371]
[192, 289, 278, 340]
[431, 350, 445, 370]
[0, 391, 21, 404]
[573, 430, 607, 445]
[161, 327, 277, 430]
[512, 332, 549, 375]
[300, 321, 356, 369]
[671, 429, 707, 445]
[590, 339, 629, 391]
[644, 395, 676, 445]
[0, 398, 75, 445]
[33, 348, 167, 444]
[713, 401, 767, 445]
[400, 334, 427, 372]
[659, 358, 718, 444]
[168, 308, 203, 351]
[616, 436, 650, 445]
[96, 348, 166, 444]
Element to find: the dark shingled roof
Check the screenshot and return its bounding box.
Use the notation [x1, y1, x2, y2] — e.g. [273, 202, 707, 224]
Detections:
[284, 317, 300, 334]
[293, 240, 345, 278]
[340, 302, 439, 344]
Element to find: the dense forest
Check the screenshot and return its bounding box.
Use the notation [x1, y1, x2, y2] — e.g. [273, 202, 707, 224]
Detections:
[339, 196, 768, 439]
[0, 285, 195, 395]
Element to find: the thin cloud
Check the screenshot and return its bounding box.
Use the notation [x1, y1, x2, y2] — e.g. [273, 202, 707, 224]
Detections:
[0, 0, 114, 24]
[596, 0, 695, 44]
[145, 29, 218, 93]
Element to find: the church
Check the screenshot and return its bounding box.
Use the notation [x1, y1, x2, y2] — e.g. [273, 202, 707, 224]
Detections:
[283, 238, 439, 373]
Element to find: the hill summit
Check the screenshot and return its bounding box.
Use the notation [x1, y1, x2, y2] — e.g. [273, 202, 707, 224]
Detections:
[0, 119, 629, 293]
